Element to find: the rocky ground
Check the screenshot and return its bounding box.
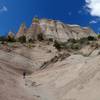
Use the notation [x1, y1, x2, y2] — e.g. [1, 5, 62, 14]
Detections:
[0, 41, 100, 100]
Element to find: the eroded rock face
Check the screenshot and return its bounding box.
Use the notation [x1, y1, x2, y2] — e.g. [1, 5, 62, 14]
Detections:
[26, 18, 42, 42]
[40, 19, 96, 42]
[16, 23, 27, 38]
[16, 18, 96, 42]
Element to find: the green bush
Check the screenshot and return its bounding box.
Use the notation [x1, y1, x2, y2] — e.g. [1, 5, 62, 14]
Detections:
[78, 37, 90, 45]
[7, 35, 16, 42]
[48, 38, 53, 42]
[53, 40, 81, 51]
[53, 40, 61, 51]
[17, 35, 26, 43]
[87, 36, 96, 41]
[68, 39, 77, 43]
[53, 36, 97, 51]
[37, 33, 44, 41]
[28, 39, 34, 43]
[70, 43, 81, 50]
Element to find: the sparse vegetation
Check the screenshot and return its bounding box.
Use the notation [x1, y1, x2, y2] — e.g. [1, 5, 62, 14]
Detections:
[28, 39, 34, 43]
[87, 36, 97, 41]
[53, 36, 97, 51]
[97, 34, 100, 39]
[48, 38, 53, 42]
[37, 33, 44, 41]
[33, 16, 39, 23]
[53, 40, 62, 51]
[17, 35, 26, 43]
[7, 35, 16, 42]
[68, 38, 77, 43]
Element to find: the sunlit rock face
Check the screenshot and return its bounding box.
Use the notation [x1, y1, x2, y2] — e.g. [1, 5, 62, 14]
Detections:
[16, 23, 27, 38]
[26, 18, 42, 42]
[7, 31, 15, 38]
[16, 18, 96, 42]
[39, 19, 96, 42]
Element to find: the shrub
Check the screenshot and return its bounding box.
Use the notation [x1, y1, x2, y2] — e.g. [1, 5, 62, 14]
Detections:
[27, 43, 32, 48]
[48, 38, 53, 42]
[28, 39, 33, 43]
[53, 40, 61, 51]
[78, 37, 90, 45]
[54, 40, 81, 51]
[7, 35, 16, 42]
[17, 35, 26, 43]
[97, 34, 100, 39]
[54, 36, 97, 51]
[68, 39, 77, 43]
[87, 36, 96, 41]
[71, 43, 81, 50]
[37, 33, 44, 41]
[33, 17, 39, 23]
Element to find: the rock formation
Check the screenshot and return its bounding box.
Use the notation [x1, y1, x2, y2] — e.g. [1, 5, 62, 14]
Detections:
[16, 22, 27, 38]
[16, 18, 96, 42]
[26, 17, 42, 42]
[7, 31, 15, 39]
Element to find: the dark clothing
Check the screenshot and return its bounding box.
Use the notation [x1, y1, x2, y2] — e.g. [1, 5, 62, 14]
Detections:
[23, 72, 26, 79]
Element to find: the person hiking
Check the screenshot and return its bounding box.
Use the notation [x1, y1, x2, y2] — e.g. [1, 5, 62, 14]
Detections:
[23, 71, 26, 79]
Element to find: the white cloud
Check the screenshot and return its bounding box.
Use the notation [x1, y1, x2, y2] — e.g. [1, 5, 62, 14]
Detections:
[0, 5, 8, 13]
[85, 0, 100, 17]
[89, 20, 97, 24]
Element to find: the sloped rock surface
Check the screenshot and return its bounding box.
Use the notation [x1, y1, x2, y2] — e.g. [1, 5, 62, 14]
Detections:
[0, 42, 100, 100]
[26, 55, 100, 100]
[16, 23, 27, 38]
[0, 43, 57, 100]
[0, 53, 36, 100]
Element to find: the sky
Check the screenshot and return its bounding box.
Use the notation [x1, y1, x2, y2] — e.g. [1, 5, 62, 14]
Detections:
[0, 0, 100, 35]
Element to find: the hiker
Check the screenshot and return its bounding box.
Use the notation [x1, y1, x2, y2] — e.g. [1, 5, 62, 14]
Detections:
[23, 71, 26, 79]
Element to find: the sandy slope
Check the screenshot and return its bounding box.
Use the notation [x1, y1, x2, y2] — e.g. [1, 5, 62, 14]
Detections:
[25, 55, 100, 100]
[0, 43, 57, 100]
[0, 43, 100, 100]
[0, 58, 36, 100]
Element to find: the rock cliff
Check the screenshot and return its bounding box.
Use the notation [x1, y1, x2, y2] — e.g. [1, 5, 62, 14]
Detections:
[16, 18, 96, 42]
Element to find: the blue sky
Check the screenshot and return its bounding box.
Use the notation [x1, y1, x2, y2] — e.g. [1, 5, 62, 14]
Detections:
[0, 0, 100, 35]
